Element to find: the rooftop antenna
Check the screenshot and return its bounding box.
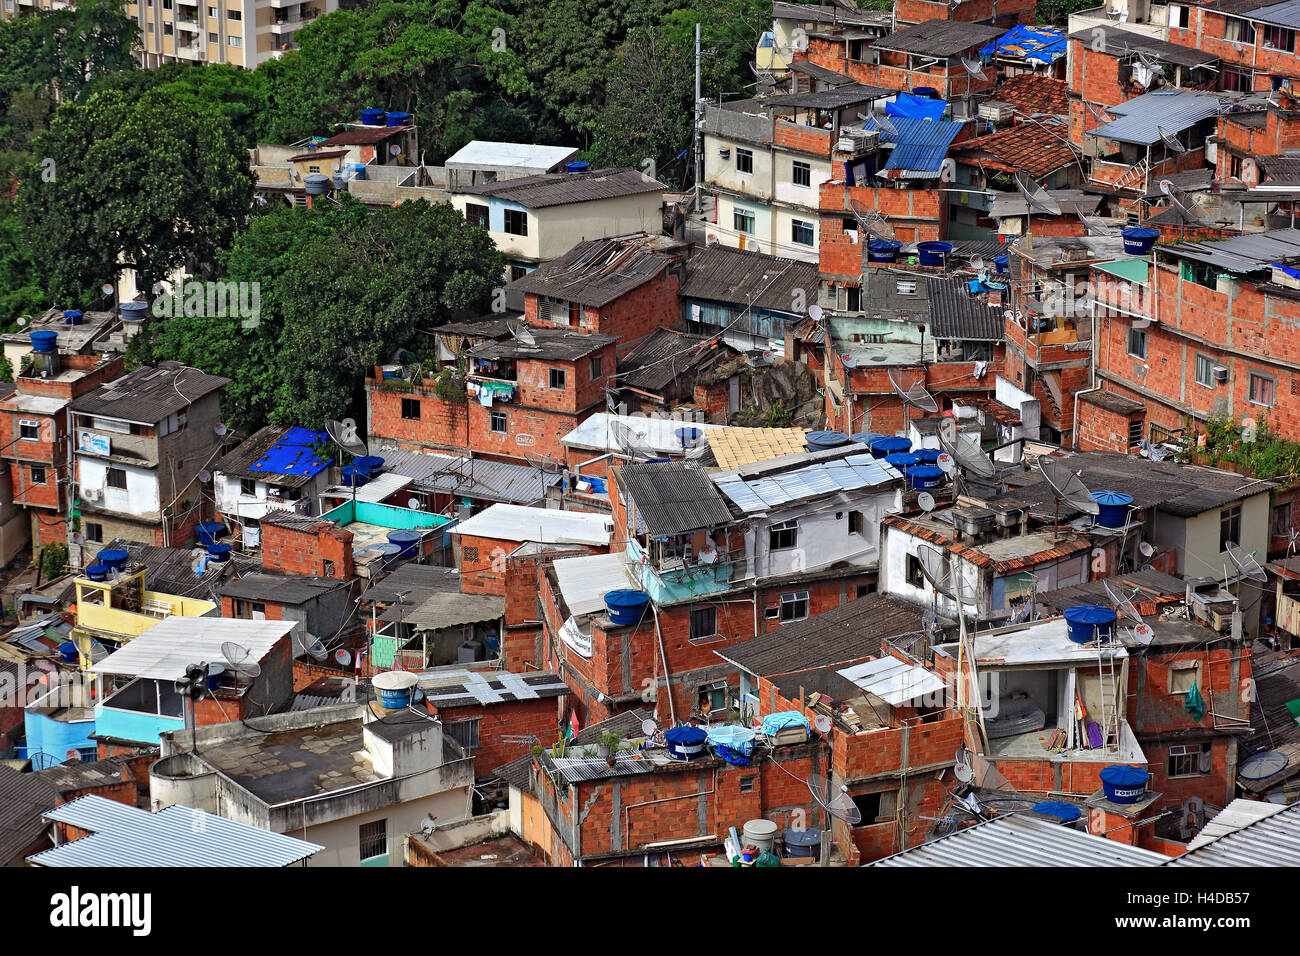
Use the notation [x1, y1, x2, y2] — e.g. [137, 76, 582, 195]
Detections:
[1287, 527, 1299, 556]
[1014, 171, 1063, 217]
[807, 773, 863, 827]
[887, 367, 939, 414]
[506, 318, 537, 347]
[609, 420, 656, 462]
[937, 416, 995, 483]
[960, 56, 988, 81]
[1104, 579, 1154, 646]
[1224, 541, 1267, 585]
[297, 632, 329, 662]
[220, 640, 263, 702]
[1156, 125, 1186, 154]
[1158, 178, 1207, 226]
[1039, 457, 1100, 541]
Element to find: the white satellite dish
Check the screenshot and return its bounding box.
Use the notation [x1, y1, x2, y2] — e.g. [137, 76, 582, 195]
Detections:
[888, 367, 939, 414]
[1225, 541, 1267, 583]
[969, 255, 984, 273]
[960, 56, 988, 81]
[936, 452, 955, 475]
[813, 714, 832, 734]
[916, 544, 957, 600]
[1133, 623, 1155, 645]
[808, 304, 823, 322]
[917, 491, 936, 512]
[334, 648, 353, 667]
[807, 774, 862, 825]
[198, 469, 212, 484]
[937, 418, 995, 479]
[641, 718, 659, 736]
[407, 497, 421, 510]
[1039, 457, 1101, 516]
[506, 319, 537, 347]
[1014, 172, 1062, 217]
[953, 748, 974, 784]
[1139, 541, 1155, 558]
[609, 420, 655, 461]
[213, 422, 228, 437]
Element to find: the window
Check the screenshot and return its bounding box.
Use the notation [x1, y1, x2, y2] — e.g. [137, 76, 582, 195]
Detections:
[359, 819, 387, 864]
[229, 36, 242, 48]
[240, 477, 256, 497]
[447, 718, 481, 750]
[208, 32, 218, 42]
[896, 279, 918, 295]
[19, 421, 39, 441]
[589, 356, 603, 379]
[568, 302, 583, 326]
[848, 510, 863, 534]
[85, 522, 103, 543]
[791, 160, 811, 187]
[1262, 24, 1296, 52]
[465, 203, 489, 229]
[698, 680, 728, 712]
[846, 286, 862, 312]
[308, 165, 320, 174]
[1126, 326, 1147, 359]
[780, 590, 809, 622]
[792, 219, 814, 246]
[227, 7, 240, 18]
[107, 468, 127, 490]
[234, 599, 266, 620]
[490, 409, 507, 434]
[398, 397, 422, 420]
[147, 22, 153, 31]
[905, 553, 925, 589]
[769, 519, 798, 551]
[1225, 17, 1255, 44]
[1249, 372, 1275, 407]
[851, 789, 898, 824]
[689, 606, 717, 641]
[734, 207, 755, 234]
[1169, 3, 1189, 28]
[163, 0, 171, 7]
[1168, 743, 1213, 778]
[1271, 501, 1293, 538]
[503, 208, 528, 236]
[1229, 154, 1243, 180]
[549, 368, 566, 390]
[1194, 353, 1215, 387]
[1221, 65, 1254, 93]
[164, 23, 173, 35]
[510, 264, 529, 281]
[1127, 419, 1143, 450]
[736, 148, 754, 174]
[739, 775, 756, 793]
[207, 5, 216, 15]
[30, 465, 46, 485]
[1220, 505, 1241, 553]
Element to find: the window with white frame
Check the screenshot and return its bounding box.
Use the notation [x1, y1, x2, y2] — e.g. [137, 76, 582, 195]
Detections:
[780, 590, 809, 622]
[1249, 372, 1275, 406]
[769, 519, 798, 551]
[1194, 353, 1215, 387]
[1167, 742, 1212, 777]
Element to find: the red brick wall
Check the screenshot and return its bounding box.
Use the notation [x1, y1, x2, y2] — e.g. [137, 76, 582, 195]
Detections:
[819, 184, 945, 279]
[261, 520, 354, 580]
[1077, 396, 1141, 453]
[368, 380, 469, 454]
[431, 694, 564, 777]
[894, 0, 1034, 24]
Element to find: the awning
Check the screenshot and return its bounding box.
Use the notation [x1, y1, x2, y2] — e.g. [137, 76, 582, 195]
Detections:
[837, 656, 947, 707]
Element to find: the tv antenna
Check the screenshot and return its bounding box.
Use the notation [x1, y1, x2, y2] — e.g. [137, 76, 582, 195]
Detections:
[960, 56, 988, 81]
[807, 773, 862, 825]
[1039, 457, 1100, 539]
[506, 318, 537, 347]
[220, 641, 263, 700]
[1104, 579, 1154, 645]
[1224, 541, 1267, 584]
[887, 367, 938, 414]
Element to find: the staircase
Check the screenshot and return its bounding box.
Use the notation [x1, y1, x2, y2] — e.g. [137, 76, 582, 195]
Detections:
[1112, 157, 1150, 194]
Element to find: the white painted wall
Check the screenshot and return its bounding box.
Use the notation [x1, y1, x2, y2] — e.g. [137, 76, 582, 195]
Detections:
[747, 488, 903, 580]
[78, 457, 160, 516]
[879, 524, 986, 618]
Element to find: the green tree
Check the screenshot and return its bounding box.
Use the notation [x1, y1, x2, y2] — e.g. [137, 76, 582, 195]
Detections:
[17, 88, 254, 299]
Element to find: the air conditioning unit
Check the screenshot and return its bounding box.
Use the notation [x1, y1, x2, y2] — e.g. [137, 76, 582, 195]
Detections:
[835, 128, 880, 155]
[978, 101, 1014, 124]
[1212, 365, 1229, 383]
[718, 147, 731, 159]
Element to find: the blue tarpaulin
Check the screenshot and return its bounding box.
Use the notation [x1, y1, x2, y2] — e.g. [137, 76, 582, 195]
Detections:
[978, 25, 1067, 64]
[886, 92, 948, 122]
[250, 426, 333, 478]
[1272, 262, 1300, 281]
[760, 711, 811, 739]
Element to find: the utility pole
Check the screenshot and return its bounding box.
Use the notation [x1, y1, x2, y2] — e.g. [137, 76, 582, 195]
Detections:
[694, 22, 702, 214]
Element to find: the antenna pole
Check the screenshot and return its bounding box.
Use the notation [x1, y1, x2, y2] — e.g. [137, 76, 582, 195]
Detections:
[694, 22, 702, 214]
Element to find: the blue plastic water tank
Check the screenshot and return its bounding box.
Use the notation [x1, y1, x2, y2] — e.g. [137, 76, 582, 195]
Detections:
[850, 431, 882, 445]
[206, 663, 225, 691]
[355, 455, 385, 474]
[565, 161, 590, 173]
[30, 330, 58, 353]
[119, 301, 149, 323]
[913, 86, 939, 98]
[206, 543, 233, 563]
[1121, 227, 1160, 255]
[360, 108, 386, 126]
[342, 464, 369, 487]
[387, 530, 420, 559]
[1099, 765, 1150, 804]
[385, 111, 412, 127]
[806, 430, 851, 451]
[1091, 490, 1134, 528]
[98, 548, 129, 572]
[196, 521, 225, 546]
[663, 725, 708, 761]
[348, 163, 367, 181]
[1063, 605, 1117, 644]
[867, 239, 902, 263]
[59, 641, 79, 664]
[906, 465, 944, 490]
[63, 310, 84, 325]
[84, 562, 108, 582]
[993, 254, 1009, 274]
[604, 589, 650, 626]
[869, 436, 911, 459]
[1032, 801, 1083, 823]
[917, 241, 954, 267]
[885, 452, 920, 470]
[303, 174, 330, 196]
[913, 448, 943, 465]
[676, 427, 703, 448]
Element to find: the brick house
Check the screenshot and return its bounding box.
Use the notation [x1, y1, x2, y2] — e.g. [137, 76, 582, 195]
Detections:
[1164, 0, 1300, 93]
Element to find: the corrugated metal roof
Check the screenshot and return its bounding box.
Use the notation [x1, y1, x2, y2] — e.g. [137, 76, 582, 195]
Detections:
[764, 83, 896, 109]
[714, 454, 899, 513]
[869, 812, 1169, 866]
[838, 656, 946, 706]
[1245, 0, 1300, 28]
[549, 752, 658, 782]
[444, 141, 577, 171]
[29, 794, 322, 867]
[421, 670, 567, 708]
[562, 413, 724, 456]
[1086, 91, 1223, 146]
[680, 244, 819, 314]
[506, 237, 673, 308]
[469, 328, 617, 362]
[926, 277, 1005, 341]
[874, 116, 962, 177]
[218, 572, 345, 604]
[552, 552, 633, 616]
[396, 591, 504, 629]
[620, 461, 736, 535]
[380, 450, 557, 505]
[89, 617, 294, 680]
[1166, 800, 1300, 866]
[71, 363, 229, 425]
[618, 328, 717, 393]
[0, 765, 57, 863]
[455, 167, 665, 209]
[1067, 25, 1219, 68]
[873, 19, 1003, 56]
[1159, 227, 1300, 272]
[452, 503, 612, 545]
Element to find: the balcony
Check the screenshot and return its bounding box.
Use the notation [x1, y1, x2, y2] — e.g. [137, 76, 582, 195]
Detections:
[625, 537, 743, 604]
[271, 12, 302, 31]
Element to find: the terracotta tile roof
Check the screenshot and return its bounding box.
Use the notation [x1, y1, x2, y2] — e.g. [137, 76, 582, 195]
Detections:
[706, 427, 810, 469]
[882, 515, 1092, 573]
[994, 75, 1069, 117]
[949, 122, 1078, 179]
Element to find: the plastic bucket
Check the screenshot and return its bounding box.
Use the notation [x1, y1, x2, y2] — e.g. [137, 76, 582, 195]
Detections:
[742, 819, 779, 854]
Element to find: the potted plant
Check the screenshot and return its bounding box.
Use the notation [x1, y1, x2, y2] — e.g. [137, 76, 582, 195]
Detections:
[597, 731, 621, 764]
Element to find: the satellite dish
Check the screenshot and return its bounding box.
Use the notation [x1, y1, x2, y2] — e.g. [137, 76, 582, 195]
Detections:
[1239, 750, 1289, 781]
[407, 497, 421, 510]
[70, 532, 84, 545]
[917, 491, 936, 512]
[1139, 541, 1155, 558]
[1104, 579, 1145, 626]
[335, 648, 352, 667]
[1014, 172, 1063, 217]
[213, 422, 228, 437]
[1287, 527, 1299, 556]
[1156, 125, 1186, 154]
[1225, 541, 1267, 583]
[102, 283, 114, 295]
[198, 469, 212, 484]
[506, 319, 537, 347]
[331, 161, 341, 172]
[960, 56, 988, 81]
[954, 748, 974, 784]
[807, 304, 823, 322]
[936, 452, 955, 475]
[807, 774, 862, 825]
[937, 418, 995, 479]
[1133, 623, 1155, 645]
[609, 420, 655, 461]
[1039, 457, 1101, 516]
[887, 367, 939, 413]
[16, 315, 29, 327]
[326, 419, 369, 458]
[969, 255, 984, 273]
[1158, 178, 1208, 226]
[641, 718, 658, 736]
[813, 714, 832, 734]
[296, 633, 329, 662]
[220, 641, 261, 700]
[916, 544, 957, 600]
